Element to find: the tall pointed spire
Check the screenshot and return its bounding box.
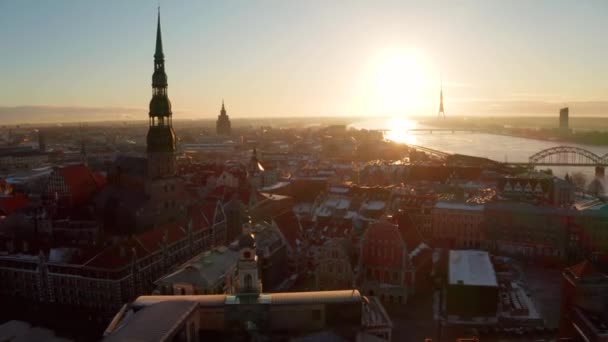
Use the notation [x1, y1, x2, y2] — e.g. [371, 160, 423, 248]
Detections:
[155, 7, 164, 59]
[147, 7, 176, 178]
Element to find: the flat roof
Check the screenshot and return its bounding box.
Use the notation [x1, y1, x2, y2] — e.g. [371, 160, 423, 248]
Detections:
[449, 250, 497, 287]
[132, 290, 362, 308]
[106, 301, 198, 342]
[155, 248, 239, 288]
[435, 201, 484, 211]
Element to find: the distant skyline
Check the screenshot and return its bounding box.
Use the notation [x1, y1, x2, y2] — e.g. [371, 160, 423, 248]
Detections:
[1, 0, 608, 123]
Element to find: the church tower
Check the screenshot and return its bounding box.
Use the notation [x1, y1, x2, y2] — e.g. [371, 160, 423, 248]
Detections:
[235, 233, 262, 295]
[147, 9, 176, 179]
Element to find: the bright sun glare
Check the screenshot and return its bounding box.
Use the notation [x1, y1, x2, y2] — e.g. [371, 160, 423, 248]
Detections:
[371, 48, 434, 116]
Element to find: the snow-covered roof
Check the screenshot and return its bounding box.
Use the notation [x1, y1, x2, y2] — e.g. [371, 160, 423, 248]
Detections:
[449, 250, 497, 287]
[361, 200, 385, 211]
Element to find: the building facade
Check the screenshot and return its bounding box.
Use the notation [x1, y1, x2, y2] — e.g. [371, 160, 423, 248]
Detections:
[360, 221, 408, 304]
[216, 101, 231, 136]
[315, 238, 354, 290]
[559, 261, 608, 342]
[485, 201, 570, 260]
[431, 201, 485, 249]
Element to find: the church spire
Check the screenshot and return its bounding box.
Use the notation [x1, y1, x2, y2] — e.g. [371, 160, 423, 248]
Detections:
[155, 7, 164, 60]
[147, 7, 176, 177]
[149, 6, 170, 115]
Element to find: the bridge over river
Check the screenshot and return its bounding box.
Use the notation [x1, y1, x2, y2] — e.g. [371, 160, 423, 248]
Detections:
[408, 145, 608, 177]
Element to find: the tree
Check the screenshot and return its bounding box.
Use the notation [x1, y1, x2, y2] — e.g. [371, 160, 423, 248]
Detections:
[571, 172, 587, 190]
[587, 178, 605, 197]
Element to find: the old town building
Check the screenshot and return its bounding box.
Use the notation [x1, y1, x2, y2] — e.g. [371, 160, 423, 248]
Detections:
[431, 201, 485, 249]
[485, 201, 570, 259]
[360, 221, 409, 303]
[314, 238, 355, 290]
[559, 261, 608, 342]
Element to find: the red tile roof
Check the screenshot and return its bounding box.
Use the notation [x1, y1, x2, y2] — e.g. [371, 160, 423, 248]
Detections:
[136, 221, 185, 253]
[83, 211, 210, 269]
[93, 172, 107, 188]
[566, 260, 607, 280]
[0, 193, 28, 215]
[201, 201, 218, 226]
[58, 164, 101, 206]
[84, 238, 148, 269]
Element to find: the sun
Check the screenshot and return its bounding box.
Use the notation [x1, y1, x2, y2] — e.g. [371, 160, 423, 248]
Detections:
[370, 48, 434, 115]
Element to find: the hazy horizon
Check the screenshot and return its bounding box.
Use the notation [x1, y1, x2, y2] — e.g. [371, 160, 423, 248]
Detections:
[2, 1, 607, 123]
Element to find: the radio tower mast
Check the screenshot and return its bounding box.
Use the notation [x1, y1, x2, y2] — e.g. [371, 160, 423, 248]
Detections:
[438, 76, 445, 119]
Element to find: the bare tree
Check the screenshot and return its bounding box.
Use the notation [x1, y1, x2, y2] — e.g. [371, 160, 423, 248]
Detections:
[571, 172, 587, 190]
[587, 178, 605, 196]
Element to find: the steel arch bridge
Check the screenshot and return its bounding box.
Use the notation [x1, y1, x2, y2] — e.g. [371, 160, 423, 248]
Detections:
[527, 146, 608, 166]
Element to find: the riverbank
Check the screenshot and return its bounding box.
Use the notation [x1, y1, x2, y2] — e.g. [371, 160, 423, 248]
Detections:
[416, 116, 608, 146]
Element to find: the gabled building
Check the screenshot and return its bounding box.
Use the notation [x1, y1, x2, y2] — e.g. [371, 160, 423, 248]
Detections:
[314, 238, 355, 291]
[272, 210, 303, 273]
[246, 222, 289, 291]
[45, 164, 104, 209]
[360, 221, 408, 304]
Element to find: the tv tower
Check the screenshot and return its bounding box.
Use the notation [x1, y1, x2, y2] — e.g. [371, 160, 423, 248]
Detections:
[438, 77, 445, 119]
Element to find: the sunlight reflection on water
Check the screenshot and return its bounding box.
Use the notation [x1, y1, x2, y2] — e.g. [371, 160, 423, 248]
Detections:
[349, 117, 606, 182]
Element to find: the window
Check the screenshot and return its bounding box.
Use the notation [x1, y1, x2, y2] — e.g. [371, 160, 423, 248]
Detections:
[244, 274, 253, 289]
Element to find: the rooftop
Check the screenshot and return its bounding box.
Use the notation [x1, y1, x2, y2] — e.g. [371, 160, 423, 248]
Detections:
[106, 290, 392, 341]
[105, 300, 198, 342]
[155, 247, 239, 288]
[435, 201, 484, 211]
[449, 250, 498, 287]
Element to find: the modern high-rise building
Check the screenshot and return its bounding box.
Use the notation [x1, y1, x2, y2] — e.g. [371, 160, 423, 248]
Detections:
[216, 100, 232, 135]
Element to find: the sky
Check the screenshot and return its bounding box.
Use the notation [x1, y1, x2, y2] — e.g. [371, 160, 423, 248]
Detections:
[1, 0, 608, 122]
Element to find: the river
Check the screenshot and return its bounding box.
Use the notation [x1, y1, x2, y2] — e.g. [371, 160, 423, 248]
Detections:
[349, 117, 608, 180]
